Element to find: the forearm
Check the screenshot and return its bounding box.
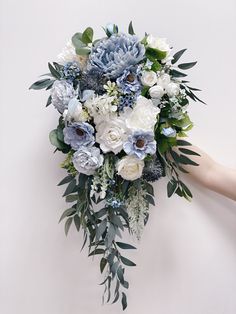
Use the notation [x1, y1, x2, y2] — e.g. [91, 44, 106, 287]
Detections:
[173, 144, 236, 201]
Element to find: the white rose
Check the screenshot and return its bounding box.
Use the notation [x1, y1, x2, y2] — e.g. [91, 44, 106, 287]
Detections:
[116, 156, 144, 181]
[149, 85, 164, 99]
[125, 96, 160, 131]
[96, 118, 128, 154]
[147, 35, 171, 53]
[141, 70, 157, 87]
[166, 82, 180, 97]
[156, 73, 171, 89]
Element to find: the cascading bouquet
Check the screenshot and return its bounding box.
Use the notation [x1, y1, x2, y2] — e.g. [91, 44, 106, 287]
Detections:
[30, 22, 204, 310]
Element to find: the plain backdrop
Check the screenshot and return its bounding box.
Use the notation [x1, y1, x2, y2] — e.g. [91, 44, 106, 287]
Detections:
[0, 0, 236, 313]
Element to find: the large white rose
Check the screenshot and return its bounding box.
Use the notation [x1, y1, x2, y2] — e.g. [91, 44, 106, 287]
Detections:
[147, 35, 171, 53]
[125, 96, 160, 131]
[116, 156, 144, 181]
[96, 118, 128, 154]
[149, 85, 164, 99]
[141, 70, 157, 87]
[165, 82, 180, 97]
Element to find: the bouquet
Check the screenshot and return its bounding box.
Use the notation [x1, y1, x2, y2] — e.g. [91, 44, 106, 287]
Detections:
[30, 22, 204, 310]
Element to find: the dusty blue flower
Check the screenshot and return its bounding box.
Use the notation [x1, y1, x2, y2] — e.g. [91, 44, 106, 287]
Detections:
[63, 122, 95, 150]
[161, 127, 176, 137]
[61, 61, 80, 83]
[72, 146, 103, 175]
[116, 66, 142, 94]
[123, 130, 156, 159]
[51, 80, 78, 113]
[89, 33, 145, 79]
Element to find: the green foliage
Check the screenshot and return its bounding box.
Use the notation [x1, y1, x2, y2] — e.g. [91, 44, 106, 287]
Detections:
[146, 47, 167, 61]
[128, 21, 135, 35]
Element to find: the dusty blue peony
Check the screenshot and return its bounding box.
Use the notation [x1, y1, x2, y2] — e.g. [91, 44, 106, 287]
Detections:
[72, 146, 104, 175]
[63, 122, 95, 150]
[89, 33, 145, 79]
[50, 80, 78, 113]
[123, 130, 156, 159]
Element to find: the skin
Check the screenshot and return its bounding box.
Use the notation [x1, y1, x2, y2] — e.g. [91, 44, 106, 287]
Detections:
[172, 143, 236, 202]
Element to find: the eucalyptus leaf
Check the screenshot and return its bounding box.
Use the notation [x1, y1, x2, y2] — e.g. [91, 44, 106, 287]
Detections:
[59, 208, 76, 223]
[178, 61, 197, 70]
[82, 27, 94, 44]
[121, 292, 127, 310]
[64, 217, 73, 236]
[120, 256, 136, 267]
[100, 257, 107, 273]
[116, 242, 136, 250]
[29, 78, 52, 90]
[128, 21, 135, 35]
[167, 180, 178, 197]
[74, 215, 81, 232]
[63, 178, 77, 197]
[171, 48, 187, 64]
[57, 175, 74, 186]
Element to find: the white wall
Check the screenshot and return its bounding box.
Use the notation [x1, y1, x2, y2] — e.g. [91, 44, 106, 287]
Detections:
[1, 0, 236, 313]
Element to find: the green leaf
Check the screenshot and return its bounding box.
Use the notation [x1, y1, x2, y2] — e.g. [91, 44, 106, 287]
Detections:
[112, 292, 120, 304]
[167, 180, 178, 197]
[46, 95, 52, 107]
[72, 32, 86, 49]
[74, 215, 80, 232]
[59, 208, 76, 223]
[110, 215, 124, 230]
[96, 220, 107, 241]
[49, 129, 68, 150]
[171, 48, 187, 64]
[105, 224, 116, 248]
[179, 154, 199, 166]
[75, 48, 90, 55]
[120, 256, 136, 267]
[146, 194, 155, 206]
[116, 242, 136, 250]
[29, 78, 52, 90]
[48, 62, 61, 79]
[57, 175, 74, 186]
[128, 21, 135, 35]
[65, 194, 78, 203]
[64, 217, 73, 236]
[146, 47, 167, 61]
[170, 69, 188, 78]
[63, 178, 77, 197]
[88, 248, 105, 257]
[82, 27, 93, 44]
[121, 292, 127, 310]
[151, 61, 162, 72]
[176, 139, 192, 146]
[179, 148, 201, 156]
[180, 181, 193, 198]
[117, 266, 124, 284]
[100, 257, 107, 273]
[178, 61, 197, 70]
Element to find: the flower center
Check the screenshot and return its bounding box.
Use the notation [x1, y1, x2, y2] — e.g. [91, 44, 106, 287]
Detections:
[76, 128, 85, 137]
[126, 74, 135, 82]
[136, 139, 145, 148]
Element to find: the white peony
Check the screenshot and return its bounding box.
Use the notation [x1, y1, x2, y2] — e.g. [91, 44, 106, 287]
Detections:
[116, 156, 144, 181]
[147, 35, 171, 53]
[149, 85, 164, 99]
[165, 82, 180, 97]
[156, 73, 171, 89]
[96, 118, 128, 154]
[125, 96, 160, 132]
[140, 70, 157, 87]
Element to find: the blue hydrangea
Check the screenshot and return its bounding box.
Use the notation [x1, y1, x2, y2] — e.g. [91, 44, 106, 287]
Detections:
[89, 33, 145, 79]
[118, 93, 137, 111]
[63, 122, 95, 150]
[80, 68, 107, 95]
[123, 130, 156, 159]
[61, 61, 80, 83]
[116, 66, 142, 95]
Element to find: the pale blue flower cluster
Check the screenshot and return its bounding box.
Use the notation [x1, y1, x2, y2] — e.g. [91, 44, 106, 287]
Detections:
[123, 131, 156, 159]
[61, 61, 80, 83]
[89, 33, 145, 79]
[51, 80, 78, 113]
[63, 122, 95, 150]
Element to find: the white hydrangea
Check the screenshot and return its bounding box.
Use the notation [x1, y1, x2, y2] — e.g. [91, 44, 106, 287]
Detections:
[57, 40, 88, 69]
[84, 94, 118, 124]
